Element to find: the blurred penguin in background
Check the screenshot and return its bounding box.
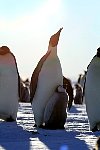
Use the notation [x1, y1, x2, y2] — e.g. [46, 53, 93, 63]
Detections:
[74, 83, 83, 104]
[20, 78, 30, 102]
[63, 76, 73, 110]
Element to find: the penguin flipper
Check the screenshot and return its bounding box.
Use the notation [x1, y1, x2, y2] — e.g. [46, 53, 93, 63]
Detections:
[30, 51, 51, 103]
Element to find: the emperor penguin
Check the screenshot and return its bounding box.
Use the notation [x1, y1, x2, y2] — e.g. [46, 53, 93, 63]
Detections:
[0, 46, 20, 121]
[84, 47, 100, 132]
[30, 28, 63, 127]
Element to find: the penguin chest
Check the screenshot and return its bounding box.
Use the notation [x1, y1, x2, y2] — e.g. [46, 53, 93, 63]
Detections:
[85, 58, 100, 105]
[36, 57, 63, 100]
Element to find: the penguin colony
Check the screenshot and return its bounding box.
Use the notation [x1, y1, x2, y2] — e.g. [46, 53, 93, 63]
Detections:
[0, 28, 100, 133]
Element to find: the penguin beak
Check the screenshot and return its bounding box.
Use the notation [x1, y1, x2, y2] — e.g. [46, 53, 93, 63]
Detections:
[49, 27, 63, 47]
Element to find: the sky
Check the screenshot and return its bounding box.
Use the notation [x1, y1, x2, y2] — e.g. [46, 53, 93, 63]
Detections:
[0, 0, 100, 81]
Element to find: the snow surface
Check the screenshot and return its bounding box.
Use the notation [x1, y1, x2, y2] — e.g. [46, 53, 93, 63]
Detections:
[0, 103, 99, 150]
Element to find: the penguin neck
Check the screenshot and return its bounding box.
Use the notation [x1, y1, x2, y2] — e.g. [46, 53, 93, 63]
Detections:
[47, 45, 57, 57]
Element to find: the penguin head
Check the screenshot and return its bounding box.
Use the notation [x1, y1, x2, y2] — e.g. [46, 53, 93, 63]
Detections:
[49, 28, 63, 47]
[0, 46, 10, 55]
[96, 47, 100, 57]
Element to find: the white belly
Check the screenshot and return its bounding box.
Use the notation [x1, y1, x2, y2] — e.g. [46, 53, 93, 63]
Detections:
[85, 58, 100, 130]
[0, 54, 19, 120]
[32, 56, 63, 126]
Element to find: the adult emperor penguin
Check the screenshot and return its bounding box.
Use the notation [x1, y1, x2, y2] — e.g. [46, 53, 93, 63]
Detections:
[0, 46, 20, 121]
[84, 47, 100, 132]
[30, 28, 63, 127]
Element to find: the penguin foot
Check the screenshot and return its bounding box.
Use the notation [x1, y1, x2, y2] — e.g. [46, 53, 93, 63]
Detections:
[58, 126, 65, 129]
[33, 124, 45, 128]
[38, 124, 45, 128]
[92, 125, 98, 132]
[6, 116, 15, 122]
[42, 124, 65, 130]
[33, 124, 37, 127]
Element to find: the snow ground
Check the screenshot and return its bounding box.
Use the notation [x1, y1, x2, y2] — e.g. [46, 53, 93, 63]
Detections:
[0, 103, 99, 150]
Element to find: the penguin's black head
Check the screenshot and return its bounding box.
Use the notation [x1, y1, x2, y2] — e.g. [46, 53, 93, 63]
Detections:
[97, 47, 100, 57]
[0, 46, 10, 55]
